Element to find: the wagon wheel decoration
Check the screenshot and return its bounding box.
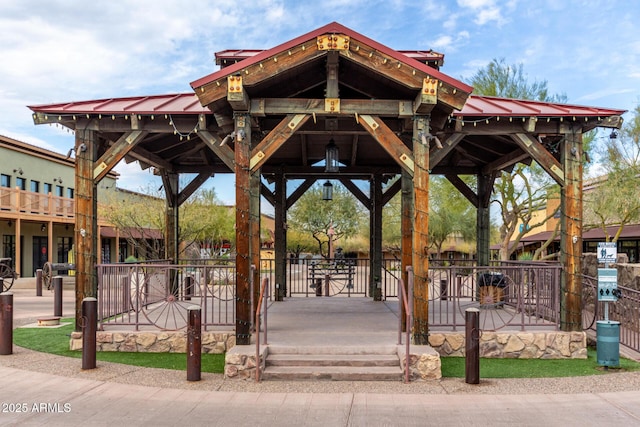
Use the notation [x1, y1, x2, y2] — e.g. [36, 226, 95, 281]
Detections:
[137, 267, 192, 330]
[0, 263, 16, 292]
[309, 262, 354, 296]
[42, 262, 53, 290]
[452, 269, 518, 331]
[206, 266, 236, 301]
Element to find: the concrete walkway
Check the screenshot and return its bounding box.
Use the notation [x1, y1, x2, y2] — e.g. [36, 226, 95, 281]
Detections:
[2, 279, 640, 426]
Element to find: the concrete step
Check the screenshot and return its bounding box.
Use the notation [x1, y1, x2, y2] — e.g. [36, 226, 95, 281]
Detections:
[267, 353, 399, 367]
[266, 345, 398, 355]
[261, 365, 403, 381]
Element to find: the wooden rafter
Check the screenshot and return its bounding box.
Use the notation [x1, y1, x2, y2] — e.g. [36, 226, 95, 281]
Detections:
[482, 148, 530, 175]
[286, 178, 315, 209]
[358, 114, 414, 176]
[429, 133, 463, 167]
[197, 129, 235, 171]
[94, 130, 147, 181]
[446, 174, 478, 207]
[250, 114, 310, 171]
[339, 178, 370, 208]
[249, 98, 414, 118]
[511, 133, 565, 185]
[177, 172, 210, 206]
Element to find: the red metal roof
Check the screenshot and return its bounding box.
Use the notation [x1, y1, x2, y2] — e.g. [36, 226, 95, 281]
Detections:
[29, 93, 625, 119]
[190, 21, 472, 94]
[29, 93, 209, 115]
[457, 95, 625, 117]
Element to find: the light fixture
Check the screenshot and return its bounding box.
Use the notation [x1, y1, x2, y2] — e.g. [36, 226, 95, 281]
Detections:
[54, 177, 63, 184]
[325, 138, 339, 173]
[13, 168, 23, 175]
[322, 180, 333, 201]
[7, 221, 12, 227]
[610, 130, 618, 140]
[41, 224, 46, 232]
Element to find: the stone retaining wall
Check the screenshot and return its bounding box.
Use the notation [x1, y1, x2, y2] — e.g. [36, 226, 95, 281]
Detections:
[69, 331, 235, 353]
[428, 331, 587, 359]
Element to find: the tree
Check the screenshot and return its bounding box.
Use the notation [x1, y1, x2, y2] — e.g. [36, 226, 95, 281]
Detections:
[584, 104, 640, 241]
[287, 182, 364, 258]
[467, 58, 565, 260]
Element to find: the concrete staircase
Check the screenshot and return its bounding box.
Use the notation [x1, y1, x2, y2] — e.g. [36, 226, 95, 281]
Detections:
[261, 345, 403, 381]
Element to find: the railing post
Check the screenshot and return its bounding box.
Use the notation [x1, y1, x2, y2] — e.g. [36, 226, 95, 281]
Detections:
[185, 275, 193, 301]
[36, 269, 43, 296]
[324, 274, 330, 297]
[440, 279, 448, 300]
[82, 297, 97, 370]
[53, 276, 63, 317]
[0, 292, 13, 355]
[187, 306, 202, 381]
[465, 307, 480, 384]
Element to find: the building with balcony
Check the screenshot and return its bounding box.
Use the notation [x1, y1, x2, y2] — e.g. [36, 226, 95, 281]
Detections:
[0, 134, 152, 277]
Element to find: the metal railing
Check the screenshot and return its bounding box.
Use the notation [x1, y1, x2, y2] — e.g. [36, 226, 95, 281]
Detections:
[397, 266, 413, 383]
[97, 262, 236, 331]
[582, 275, 640, 353]
[427, 263, 562, 331]
[255, 275, 269, 382]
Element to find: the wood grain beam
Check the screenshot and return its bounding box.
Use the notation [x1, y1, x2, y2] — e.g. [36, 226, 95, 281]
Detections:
[250, 114, 310, 171]
[511, 133, 564, 185]
[177, 172, 210, 206]
[339, 178, 370, 208]
[94, 130, 148, 181]
[358, 114, 414, 176]
[382, 177, 401, 205]
[429, 133, 464, 167]
[445, 174, 478, 207]
[286, 178, 315, 209]
[261, 182, 275, 207]
[250, 98, 414, 118]
[481, 148, 530, 175]
[197, 129, 236, 171]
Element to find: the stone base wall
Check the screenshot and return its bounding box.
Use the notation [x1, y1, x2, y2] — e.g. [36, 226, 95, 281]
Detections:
[428, 331, 587, 359]
[69, 331, 235, 353]
[398, 345, 442, 380]
[224, 345, 265, 380]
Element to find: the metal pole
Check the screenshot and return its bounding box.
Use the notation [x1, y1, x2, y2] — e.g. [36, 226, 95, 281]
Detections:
[53, 276, 63, 317]
[36, 269, 43, 297]
[187, 306, 201, 381]
[324, 274, 330, 297]
[465, 307, 480, 384]
[0, 292, 13, 355]
[82, 297, 97, 370]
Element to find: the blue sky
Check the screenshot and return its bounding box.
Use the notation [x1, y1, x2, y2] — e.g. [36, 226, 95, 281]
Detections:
[1, 0, 638, 206]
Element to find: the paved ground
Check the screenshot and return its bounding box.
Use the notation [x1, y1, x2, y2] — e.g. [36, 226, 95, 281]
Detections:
[1, 279, 640, 426]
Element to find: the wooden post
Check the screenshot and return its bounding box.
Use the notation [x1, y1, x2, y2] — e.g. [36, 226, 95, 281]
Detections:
[163, 172, 179, 263]
[412, 116, 430, 345]
[75, 128, 98, 331]
[560, 129, 583, 331]
[235, 113, 252, 345]
[250, 168, 261, 316]
[274, 172, 287, 300]
[400, 170, 413, 331]
[476, 173, 492, 266]
[370, 175, 383, 300]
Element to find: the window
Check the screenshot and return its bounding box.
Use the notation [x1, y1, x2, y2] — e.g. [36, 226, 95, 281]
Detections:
[0, 174, 9, 188]
[44, 183, 52, 194]
[31, 180, 40, 193]
[55, 185, 63, 197]
[16, 177, 26, 190]
[67, 188, 74, 199]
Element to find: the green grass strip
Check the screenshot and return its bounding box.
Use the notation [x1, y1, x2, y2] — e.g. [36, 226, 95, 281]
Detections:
[441, 350, 640, 378]
[13, 319, 225, 373]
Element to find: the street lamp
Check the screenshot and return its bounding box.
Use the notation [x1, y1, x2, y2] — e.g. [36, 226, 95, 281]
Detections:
[325, 138, 339, 173]
[322, 180, 333, 201]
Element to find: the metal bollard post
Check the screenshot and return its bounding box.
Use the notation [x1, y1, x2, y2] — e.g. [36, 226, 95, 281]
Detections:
[0, 292, 13, 355]
[185, 275, 193, 301]
[82, 297, 97, 370]
[36, 269, 43, 297]
[53, 276, 63, 317]
[187, 306, 201, 381]
[465, 307, 480, 384]
[324, 274, 330, 297]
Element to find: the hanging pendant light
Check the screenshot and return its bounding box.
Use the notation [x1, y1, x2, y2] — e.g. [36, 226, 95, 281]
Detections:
[325, 138, 339, 173]
[322, 180, 333, 201]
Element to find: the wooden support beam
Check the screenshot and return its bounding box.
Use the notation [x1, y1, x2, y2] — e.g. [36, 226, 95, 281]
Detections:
[339, 178, 370, 208]
[274, 173, 287, 300]
[445, 175, 478, 207]
[370, 175, 383, 301]
[400, 170, 413, 333]
[476, 173, 494, 266]
[94, 130, 148, 181]
[286, 178, 315, 209]
[162, 172, 179, 263]
[250, 170, 261, 326]
[358, 114, 414, 176]
[382, 177, 401, 206]
[74, 129, 98, 331]
[250, 114, 310, 171]
[198, 121, 236, 171]
[413, 78, 437, 114]
[177, 172, 210, 206]
[560, 129, 583, 332]
[482, 148, 529, 175]
[250, 98, 414, 118]
[412, 116, 430, 345]
[227, 74, 250, 110]
[511, 133, 564, 185]
[326, 51, 339, 99]
[235, 113, 252, 345]
[429, 133, 463, 167]
[260, 182, 275, 207]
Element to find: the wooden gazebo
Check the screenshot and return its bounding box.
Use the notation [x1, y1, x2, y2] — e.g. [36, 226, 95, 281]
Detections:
[29, 22, 624, 345]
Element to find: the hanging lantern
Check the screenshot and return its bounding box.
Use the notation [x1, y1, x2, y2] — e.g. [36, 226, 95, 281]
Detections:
[325, 138, 339, 173]
[322, 180, 333, 201]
